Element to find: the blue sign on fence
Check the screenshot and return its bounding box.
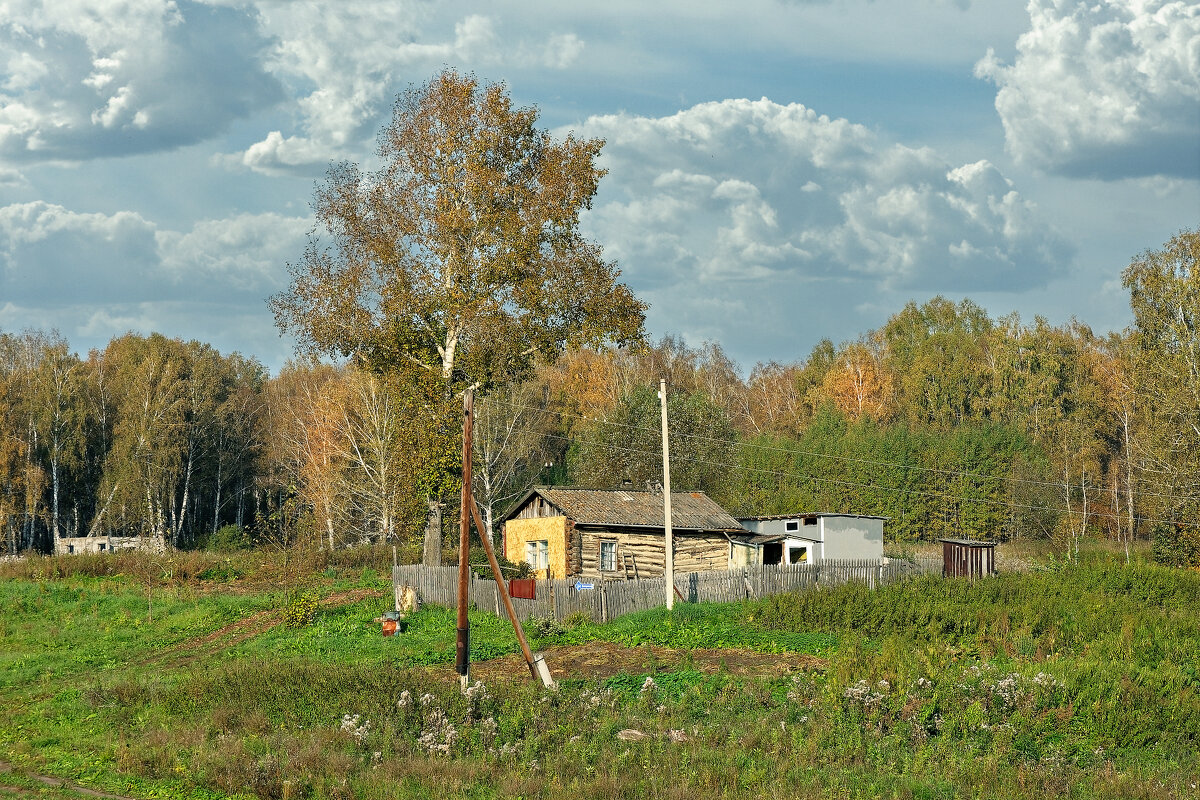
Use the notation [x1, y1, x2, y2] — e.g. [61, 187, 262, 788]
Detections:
[574, 581, 594, 591]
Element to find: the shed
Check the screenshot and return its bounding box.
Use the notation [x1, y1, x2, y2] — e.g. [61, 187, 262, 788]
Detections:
[737, 513, 885, 565]
[939, 539, 997, 578]
[502, 487, 753, 580]
[54, 534, 166, 556]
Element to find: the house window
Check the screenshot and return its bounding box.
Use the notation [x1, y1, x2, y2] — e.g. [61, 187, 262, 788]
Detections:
[803, 517, 817, 526]
[787, 545, 808, 564]
[525, 540, 548, 570]
[785, 520, 799, 532]
[599, 541, 617, 572]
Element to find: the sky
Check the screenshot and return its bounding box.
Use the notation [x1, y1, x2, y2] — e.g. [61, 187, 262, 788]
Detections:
[0, 0, 1197, 375]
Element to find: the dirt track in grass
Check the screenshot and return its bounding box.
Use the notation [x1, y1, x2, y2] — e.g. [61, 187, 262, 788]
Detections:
[467, 640, 827, 684]
[141, 585, 824, 683]
[139, 588, 386, 669]
[0, 760, 139, 800]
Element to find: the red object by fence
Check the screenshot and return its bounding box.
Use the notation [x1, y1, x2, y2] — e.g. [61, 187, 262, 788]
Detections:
[509, 578, 536, 600]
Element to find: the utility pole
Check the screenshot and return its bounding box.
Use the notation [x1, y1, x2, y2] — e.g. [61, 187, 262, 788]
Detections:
[455, 387, 555, 688]
[456, 389, 473, 687]
[659, 378, 674, 611]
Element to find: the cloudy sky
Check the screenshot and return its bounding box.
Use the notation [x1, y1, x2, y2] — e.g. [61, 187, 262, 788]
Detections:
[1, 0, 1197, 374]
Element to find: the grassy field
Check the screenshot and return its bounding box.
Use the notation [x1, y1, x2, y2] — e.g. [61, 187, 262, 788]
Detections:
[0, 544, 1197, 799]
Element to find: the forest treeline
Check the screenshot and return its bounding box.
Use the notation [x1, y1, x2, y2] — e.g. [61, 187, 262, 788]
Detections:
[2, 231, 1198, 565]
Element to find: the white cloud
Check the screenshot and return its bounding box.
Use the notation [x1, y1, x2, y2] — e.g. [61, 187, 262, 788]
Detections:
[575, 98, 1071, 362]
[0, 0, 282, 161]
[581, 98, 1068, 293]
[0, 201, 306, 333]
[227, 5, 588, 176]
[975, 0, 1200, 178]
[156, 212, 310, 293]
[0, 200, 308, 367]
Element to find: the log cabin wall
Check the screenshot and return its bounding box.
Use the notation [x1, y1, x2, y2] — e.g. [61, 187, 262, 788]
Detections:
[567, 519, 582, 576]
[577, 527, 732, 580]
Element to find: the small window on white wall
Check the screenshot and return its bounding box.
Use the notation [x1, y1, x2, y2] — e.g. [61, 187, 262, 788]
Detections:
[525, 540, 548, 570]
[599, 541, 616, 572]
[785, 520, 799, 532]
[787, 545, 808, 564]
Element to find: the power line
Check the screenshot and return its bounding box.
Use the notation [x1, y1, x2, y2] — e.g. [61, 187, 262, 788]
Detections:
[481, 396, 1200, 531]
[485, 395, 1200, 510]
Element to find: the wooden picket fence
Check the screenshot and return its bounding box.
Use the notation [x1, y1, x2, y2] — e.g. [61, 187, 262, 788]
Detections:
[393, 558, 937, 624]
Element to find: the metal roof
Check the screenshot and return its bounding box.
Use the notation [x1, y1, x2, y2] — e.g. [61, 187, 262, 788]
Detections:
[738, 512, 889, 521]
[505, 487, 746, 532]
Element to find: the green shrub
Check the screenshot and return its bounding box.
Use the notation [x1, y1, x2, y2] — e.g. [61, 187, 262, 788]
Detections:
[563, 610, 592, 628]
[283, 592, 319, 628]
[1151, 521, 1200, 568]
[524, 615, 565, 639]
[207, 524, 251, 552]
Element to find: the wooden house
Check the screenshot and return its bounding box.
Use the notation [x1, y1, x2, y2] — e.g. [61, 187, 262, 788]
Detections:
[738, 513, 885, 565]
[502, 487, 752, 580]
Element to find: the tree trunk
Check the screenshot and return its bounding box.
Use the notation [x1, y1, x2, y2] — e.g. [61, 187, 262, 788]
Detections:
[423, 499, 442, 566]
[50, 432, 60, 543]
[212, 459, 222, 537]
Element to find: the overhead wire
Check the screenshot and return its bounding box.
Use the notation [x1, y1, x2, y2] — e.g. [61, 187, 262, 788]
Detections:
[477, 394, 1200, 531]
[484, 394, 1195, 504]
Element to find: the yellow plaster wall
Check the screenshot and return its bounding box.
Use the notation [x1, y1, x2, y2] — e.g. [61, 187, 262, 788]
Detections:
[504, 516, 568, 578]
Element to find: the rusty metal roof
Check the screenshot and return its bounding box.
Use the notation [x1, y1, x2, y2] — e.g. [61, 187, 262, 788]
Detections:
[506, 487, 746, 532]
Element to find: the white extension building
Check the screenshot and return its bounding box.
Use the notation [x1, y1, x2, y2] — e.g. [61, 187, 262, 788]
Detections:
[737, 513, 885, 565]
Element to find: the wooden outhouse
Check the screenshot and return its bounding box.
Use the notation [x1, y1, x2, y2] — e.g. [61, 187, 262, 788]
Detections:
[502, 487, 752, 581]
[939, 538, 997, 578]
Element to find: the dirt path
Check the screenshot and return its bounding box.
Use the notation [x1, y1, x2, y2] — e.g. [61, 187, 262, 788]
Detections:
[468, 640, 826, 684]
[0, 760, 138, 800]
[141, 588, 385, 669]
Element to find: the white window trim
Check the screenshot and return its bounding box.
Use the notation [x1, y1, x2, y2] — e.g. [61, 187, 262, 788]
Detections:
[599, 540, 617, 572]
[525, 539, 548, 570]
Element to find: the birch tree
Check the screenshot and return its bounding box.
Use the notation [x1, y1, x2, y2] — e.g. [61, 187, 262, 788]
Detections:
[271, 68, 646, 393]
[1123, 229, 1200, 564]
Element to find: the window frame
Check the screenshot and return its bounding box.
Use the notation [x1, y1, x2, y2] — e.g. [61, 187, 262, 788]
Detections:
[599, 540, 617, 572]
[525, 539, 549, 570]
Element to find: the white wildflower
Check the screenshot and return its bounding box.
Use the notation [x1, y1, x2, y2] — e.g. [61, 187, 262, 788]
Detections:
[462, 680, 488, 700]
[339, 713, 371, 745]
[417, 708, 458, 756]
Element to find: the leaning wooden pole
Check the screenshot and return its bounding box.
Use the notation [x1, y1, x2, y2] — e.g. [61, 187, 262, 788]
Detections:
[468, 495, 556, 687]
[455, 389, 474, 685]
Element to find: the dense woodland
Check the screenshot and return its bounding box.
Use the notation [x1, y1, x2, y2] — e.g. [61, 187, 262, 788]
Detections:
[1, 230, 1198, 565]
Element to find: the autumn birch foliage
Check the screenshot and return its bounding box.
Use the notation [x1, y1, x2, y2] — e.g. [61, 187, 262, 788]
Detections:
[271, 69, 646, 393]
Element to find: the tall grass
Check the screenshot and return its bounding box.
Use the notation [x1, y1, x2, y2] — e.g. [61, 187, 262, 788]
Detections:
[1, 548, 1197, 799]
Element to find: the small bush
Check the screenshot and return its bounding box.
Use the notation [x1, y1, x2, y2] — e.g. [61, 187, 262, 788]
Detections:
[1151, 521, 1200, 568]
[524, 615, 565, 639]
[469, 550, 531, 581]
[563, 610, 592, 628]
[284, 592, 319, 628]
[207, 524, 251, 553]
